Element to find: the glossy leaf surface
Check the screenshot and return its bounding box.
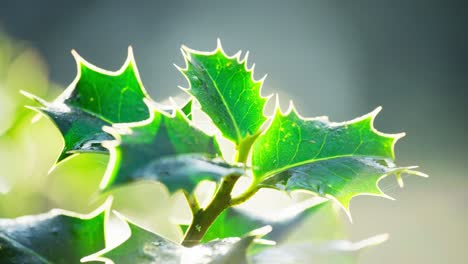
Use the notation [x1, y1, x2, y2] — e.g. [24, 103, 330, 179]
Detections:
[101, 107, 240, 193]
[88, 216, 260, 264]
[202, 200, 327, 243]
[252, 106, 424, 210]
[252, 234, 389, 264]
[23, 48, 150, 162]
[0, 204, 108, 263]
[179, 41, 269, 145]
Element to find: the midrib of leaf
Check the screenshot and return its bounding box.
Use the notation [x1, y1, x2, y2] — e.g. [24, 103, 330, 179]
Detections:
[117, 86, 131, 122]
[258, 154, 386, 181]
[65, 86, 139, 125]
[0, 233, 53, 264]
[197, 61, 242, 143]
[60, 101, 114, 125]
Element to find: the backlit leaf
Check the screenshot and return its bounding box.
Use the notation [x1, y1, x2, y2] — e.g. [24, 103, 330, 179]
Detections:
[100, 103, 241, 193]
[0, 200, 109, 263]
[23, 47, 150, 163]
[178, 40, 269, 146]
[85, 213, 265, 264]
[252, 104, 425, 211]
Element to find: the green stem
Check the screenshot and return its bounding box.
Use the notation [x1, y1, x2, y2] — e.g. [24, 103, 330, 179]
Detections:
[183, 190, 200, 215]
[182, 172, 241, 247]
[182, 132, 262, 246]
[230, 182, 260, 206]
[235, 132, 261, 164]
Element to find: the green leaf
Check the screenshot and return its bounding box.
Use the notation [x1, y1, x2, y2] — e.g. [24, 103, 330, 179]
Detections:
[262, 158, 423, 212]
[252, 105, 425, 211]
[0, 200, 110, 263]
[101, 104, 241, 193]
[181, 99, 193, 120]
[22, 47, 150, 163]
[252, 234, 389, 264]
[202, 200, 327, 243]
[86, 214, 265, 264]
[178, 40, 269, 146]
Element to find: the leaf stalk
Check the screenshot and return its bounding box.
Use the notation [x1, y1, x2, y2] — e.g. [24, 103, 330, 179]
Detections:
[182, 172, 242, 247]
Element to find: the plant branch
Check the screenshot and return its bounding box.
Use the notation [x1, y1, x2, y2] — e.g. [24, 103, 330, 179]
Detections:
[229, 182, 260, 206]
[183, 190, 200, 215]
[235, 132, 261, 164]
[182, 172, 242, 247]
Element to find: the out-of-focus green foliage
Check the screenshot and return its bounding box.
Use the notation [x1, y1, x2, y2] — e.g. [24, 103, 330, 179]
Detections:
[202, 200, 328, 243]
[0, 199, 108, 263]
[0, 32, 109, 220]
[85, 214, 264, 264]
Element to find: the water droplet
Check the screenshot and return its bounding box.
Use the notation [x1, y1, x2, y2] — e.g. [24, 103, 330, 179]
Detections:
[190, 75, 202, 86]
[50, 227, 59, 235]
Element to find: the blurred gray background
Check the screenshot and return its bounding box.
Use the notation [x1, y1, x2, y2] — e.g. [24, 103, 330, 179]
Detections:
[1, 0, 466, 263]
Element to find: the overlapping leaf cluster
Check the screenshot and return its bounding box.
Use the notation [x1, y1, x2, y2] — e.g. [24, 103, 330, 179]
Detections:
[0, 41, 425, 263]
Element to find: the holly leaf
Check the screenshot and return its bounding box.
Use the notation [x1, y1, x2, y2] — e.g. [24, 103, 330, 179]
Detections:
[178, 40, 269, 145]
[181, 99, 193, 120]
[252, 105, 426, 211]
[22, 47, 150, 163]
[85, 213, 267, 264]
[100, 103, 241, 193]
[202, 200, 327, 243]
[0, 200, 110, 263]
[262, 157, 425, 213]
[252, 234, 389, 264]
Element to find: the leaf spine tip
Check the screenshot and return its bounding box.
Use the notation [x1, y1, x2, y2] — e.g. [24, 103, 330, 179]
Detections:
[254, 238, 277, 246]
[48, 162, 58, 175]
[180, 46, 191, 61]
[249, 62, 256, 73]
[354, 234, 389, 249]
[70, 48, 79, 58]
[20, 90, 48, 106]
[372, 106, 383, 116]
[248, 225, 272, 237]
[286, 100, 298, 116]
[125, 46, 137, 68]
[394, 132, 406, 140]
[396, 173, 404, 188]
[179, 86, 192, 97]
[173, 63, 185, 72]
[273, 94, 283, 115]
[332, 198, 353, 222]
[233, 50, 242, 61]
[242, 50, 250, 64]
[381, 192, 396, 201]
[127, 45, 134, 55]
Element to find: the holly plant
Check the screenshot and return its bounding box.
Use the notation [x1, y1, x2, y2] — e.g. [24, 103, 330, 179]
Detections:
[1, 40, 426, 263]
